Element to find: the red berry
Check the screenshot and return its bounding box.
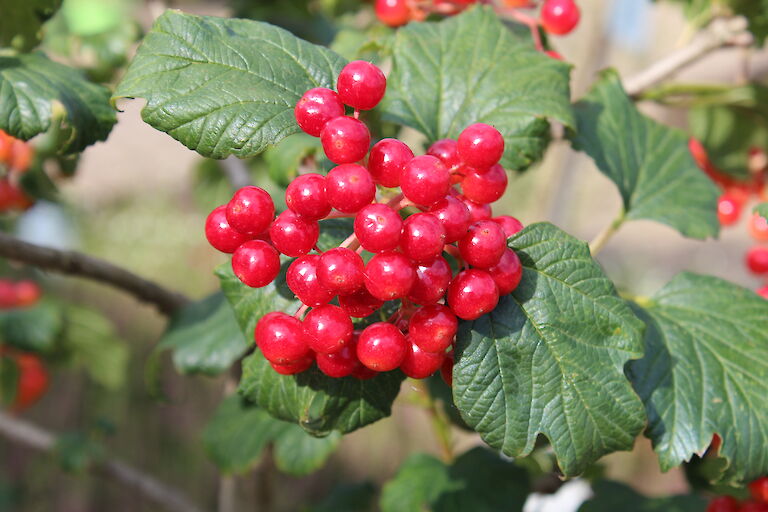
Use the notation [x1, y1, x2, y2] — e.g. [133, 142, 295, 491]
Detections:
[287, 255, 334, 307]
[429, 195, 471, 244]
[337, 60, 387, 111]
[448, 269, 500, 320]
[717, 194, 742, 226]
[758, 285, 768, 299]
[458, 220, 507, 268]
[354, 203, 403, 252]
[427, 139, 463, 171]
[408, 256, 452, 305]
[0, 281, 16, 308]
[375, 0, 411, 27]
[368, 138, 414, 188]
[318, 247, 365, 294]
[408, 304, 458, 353]
[338, 287, 384, 318]
[457, 123, 504, 170]
[12, 353, 48, 411]
[400, 155, 451, 207]
[545, 50, 564, 60]
[493, 215, 524, 238]
[440, 351, 454, 386]
[749, 477, 768, 504]
[325, 164, 376, 213]
[286, 173, 331, 220]
[740, 502, 768, 512]
[294, 87, 345, 137]
[255, 312, 312, 364]
[205, 205, 251, 253]
[357, 322, 408, 371]
[400, 213, 447, 264]
[304, 304, 353, 354]
[364, 251, 416, 300]
[226, 186, 275, 236]
[269, 210, 319, 257]
[461, 196, 492, 222]
[541, 0, 581, 36]
[488, 248, 523, 295]
[462, 164, 508, 204]
[14, 280, 40, 308]
[351, 364, 379, 380]
[231, 240, 281, 287]
[317, 341, 360, 378]
[749, 213, 768, 242]
[400, 341, 445, 379]
[707, 496, 740, 512]
[271, 356, 314, 375]
[746, 246, 768, 275]
[320, 116, 371, 164]
[9, 139, 32, 173]
[0, 131, 11, 163]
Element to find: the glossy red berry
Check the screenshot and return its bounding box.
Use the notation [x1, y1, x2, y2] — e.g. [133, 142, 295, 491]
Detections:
[338, 287, 384, 318]
[740, 502, 768, 512]
[354, 203, 403, 252]
[427, 139, 463, 171]
[226, 186, 275, 236]
[458, 220, 507, 269]
[271, 357, 314, 375]
[317, 342, 360, 378]
[488, 248, 523, 295]
[286, 173, 331, 220]
[749, 213, 768, 242]
[368, 138, 414, 188]
[337, 60, 387, 111]
[205, 205, 251, 253]
[400, 341, 446, 379]
[400, 155, 451, 207]
[357, 322, 408, 371]
[429, 196, 472, 244]
[325, 164, 376, 213]
[255, 312, 312, 364]
[320, 116, 371, 164]
[14, 280, 41, 308]
[304, 304, 353, 354]
[375, 0, 411, 27]
[462, 164, 508, 204]
[461, 196, 492, 222]
[494, 215, 524, 238]
[12, 353, 48, 411]
[457, 123, 504, 170]
[440, 351, 454, 386]
[231, 240, 281, 287]
[746, 246, 768, 275]
[717, 194, 742, 226]
[318, 247, 365, 294]
[400, 213, 447, 264]
[448, 269, 499, 320]
[269, 210, 319, 257]
[749, 477, 768, 504]
[408, 305, 458, 353]
[408, 256, 453, 305]
[287, 255, 334, 307]
[541, 0, 581, 36]
[364, 251, 416, 300]
[294, 87, 345, 137]
[706, 496, 740, 512]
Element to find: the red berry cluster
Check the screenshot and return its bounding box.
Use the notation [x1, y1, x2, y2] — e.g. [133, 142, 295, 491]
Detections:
[0, 279, 41, 309]
[0, 130, 34, 213]
[205, 60, 525, 380]
[689, 139, 768, 298]
[707, 477, 768, 512]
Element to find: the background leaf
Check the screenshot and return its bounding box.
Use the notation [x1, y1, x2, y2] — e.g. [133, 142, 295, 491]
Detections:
[273, 425, 341, 476]
[0, 300, 63, 352]
[0, 0, 61, 51]
[579, 480, 706, 512]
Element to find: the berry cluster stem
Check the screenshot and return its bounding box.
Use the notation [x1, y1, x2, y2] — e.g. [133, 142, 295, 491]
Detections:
[589, 210, 626, 256]
[501, 8, 544, 52]
[414, 380, 455, 463]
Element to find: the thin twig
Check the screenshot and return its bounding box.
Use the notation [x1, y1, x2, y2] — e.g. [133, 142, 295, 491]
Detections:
[413, 380, 454, 463]
[0, 411, 203, 512]
[0, 233, 190, 316]
[220, 156, 253, 190]
[588, 210, 625, 256]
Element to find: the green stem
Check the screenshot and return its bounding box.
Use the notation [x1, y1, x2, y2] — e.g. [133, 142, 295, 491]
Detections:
[588, 211, 625, 257]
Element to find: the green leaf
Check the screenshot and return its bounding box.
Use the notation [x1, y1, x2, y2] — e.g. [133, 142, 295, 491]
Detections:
[579, 481, 706, 512]
[0, 0, 61, 51]
[273, 425, 341, 476]
[307, 482, 377, 512]
[157, 293, 248, 376]
[0, 300, 63, 352]
[113, 10, 346, 159]
[380, 447, 530, 512]
[755, 202, 768, 220]
[0, 53, 116, 153]
[453, 222, 646, 476]
[55, 432, 105, 473]
[626, 273, 768, 484]
[729, 0, 768, 44]
[317, 218, 354, 251]
[571, 69, 720, 239]
[263, 133, 322, 187]
[382, 6, 573, 171]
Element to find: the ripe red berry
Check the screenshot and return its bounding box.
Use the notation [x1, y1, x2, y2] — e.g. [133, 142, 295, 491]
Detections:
[294, 87, 345, 137]
[337, 60, 387, 111]
[325, 164, 376, 213]
[12, 353, 48, 411]
[368, 138, 414, 188]
[226, 186, 275, 236]
[706, 496, 740, 512]
[440, 351, 453, 386]
[740, 502, 768, 512]
[488, 248, 523, 295]
[231, 240, 281, 287]
[287, 255, 334, 307]
[14, 280, 41, 308]
[462, 164, 508, 204]
[408, 304, 458, 353]
[461, 196, 492, 222]
[205, 205, 251, 253]
[357, 322, 408, 371]
[400, 213, 447, 264]
[317, 342, 360, 378]
[286, 173, 331, 220]
[338, 287, 384, 318]
[271, 357, 314, 375]
[746, 246, 768, 275]
[318, 247, 365, 294]
[400, 341, 446, 379]
[375, 0, 411, 27]
[457, 123, 504, 170]
[540, 0, 581, 36]
[427, 139, 463, 171]
[448, 269, 500, 320]
[758, 285, 768, 299]
[493, 215, 524, 238]
[458, 220, 507, 268]
[717, 194, 742, 226]
[429, 195, 472, 243]
[304, 304, 353, 354]
[400, 155, 451, 207]
[0, 281, 16, 308]
[354, 203, 403, 252]
[749, 477, 768, 504]
[364, 251, 416, 300]
[320, 116, 371, 164]
[408, 256, 453, 305]
[749, 213, 768, 242]
[255, 312, 312, 364]
[269, 210, 319, 257]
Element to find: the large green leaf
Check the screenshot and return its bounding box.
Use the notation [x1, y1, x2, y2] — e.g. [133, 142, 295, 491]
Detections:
[0, 300, 63, 352]
[382, 6, 573, 170]
[273, 423, 341, 476]
[0, 53, 116, 152]
[627, 273, 768, 484]
[380, 447, 530, 512]
[157, 292, 248, 376]
[453, 222, 646, 476]
[113, 10, 346, 159]
[579, 481, 706, 512]
[0, 0, 61, 51]
[571, 69, 719, 239]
